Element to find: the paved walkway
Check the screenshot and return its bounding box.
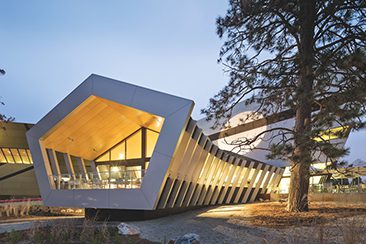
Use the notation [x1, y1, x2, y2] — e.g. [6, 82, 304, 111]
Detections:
[127, 203, 366, 243]
[128, 205, 274, 243]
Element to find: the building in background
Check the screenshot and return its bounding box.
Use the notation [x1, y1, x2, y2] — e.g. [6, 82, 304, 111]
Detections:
[0, 122, 39, 198]
[197, 98, 365, 195]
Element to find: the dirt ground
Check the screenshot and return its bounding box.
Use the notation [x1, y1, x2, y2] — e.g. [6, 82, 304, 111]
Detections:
[129, 201, 366, 243]
[202, 201, 366, 227]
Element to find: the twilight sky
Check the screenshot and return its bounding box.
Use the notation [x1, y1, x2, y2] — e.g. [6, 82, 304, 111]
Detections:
[0, 1, 364, 162]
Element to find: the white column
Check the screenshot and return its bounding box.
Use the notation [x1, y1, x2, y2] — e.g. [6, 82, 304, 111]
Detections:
[89, 160, 100, 180]
[47, 149, 61, 189]
[189, 145, 217, 206]
[210, 156, 234, 205]
[266, 168, 282, 193]
[260, 167, 276, 194]
[249, 164, 270, 202]
[203, 154, 229, 205]
[233, 161, 254, 203]
[76, 157, 89, 181]
[224, 158, 246, 204]
[241, 163, 262, 203]
[63, 153, 76, 180]
[197, 149, 223, 205]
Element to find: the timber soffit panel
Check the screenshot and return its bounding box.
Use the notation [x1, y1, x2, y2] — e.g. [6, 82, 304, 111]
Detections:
[26, 74, 283, 211]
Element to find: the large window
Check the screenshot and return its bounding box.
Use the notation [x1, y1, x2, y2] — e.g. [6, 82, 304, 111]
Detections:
[93, 127, 160, 188]
[0, 148, 33, 164]
[95, 127, 159, 163]
[126, 130, 142, 159]
[111, 141, 125, 161]
[48, 127, 160, 190]
[146, 129, 159, 157]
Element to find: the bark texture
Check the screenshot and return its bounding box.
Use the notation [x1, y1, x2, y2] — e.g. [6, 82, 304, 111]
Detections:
[287, 0, 316, 212]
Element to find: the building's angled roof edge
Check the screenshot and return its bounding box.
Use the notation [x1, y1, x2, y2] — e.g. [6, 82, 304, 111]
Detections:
[192, 117, 285, 169]
[90, 73, 194, 104]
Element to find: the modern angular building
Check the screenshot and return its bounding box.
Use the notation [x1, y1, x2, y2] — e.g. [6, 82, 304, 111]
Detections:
[26, 74, 284, 219]
[0, 73, 357, 219]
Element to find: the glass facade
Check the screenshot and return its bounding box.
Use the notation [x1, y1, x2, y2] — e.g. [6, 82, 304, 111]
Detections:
[110, 141, 125, 161]
[93, 128, 159, 189]
[49, 127, 160, 190]
[146, 129, 159, 157]
[126, 130, 142, 159]
[96, 127, 159, 163]
[0, 148, 33, 164]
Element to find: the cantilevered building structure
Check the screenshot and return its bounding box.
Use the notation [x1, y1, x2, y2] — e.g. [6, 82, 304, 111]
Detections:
[26, 74, 284, 219]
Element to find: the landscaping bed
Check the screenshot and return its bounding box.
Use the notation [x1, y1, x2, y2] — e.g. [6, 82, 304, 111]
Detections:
[0, 219, 157, 244]
[0, 203, 83, 222]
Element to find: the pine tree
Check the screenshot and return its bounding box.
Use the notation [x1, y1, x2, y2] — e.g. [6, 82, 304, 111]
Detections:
[202, 0, 366, 212]
[0, 69, 13, 129]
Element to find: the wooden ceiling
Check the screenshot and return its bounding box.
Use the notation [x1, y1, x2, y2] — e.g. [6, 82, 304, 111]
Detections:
[41, 95, 164, 160]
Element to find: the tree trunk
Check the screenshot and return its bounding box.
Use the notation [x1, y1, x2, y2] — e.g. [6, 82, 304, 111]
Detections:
[288, 149, 311, 211]
[287, 0, 316, 212]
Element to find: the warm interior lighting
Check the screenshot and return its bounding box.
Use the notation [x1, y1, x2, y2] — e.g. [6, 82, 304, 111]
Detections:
[236, 168, 247, 187]
[41, 95, 164, 161]
[278, 178, 290, 194]
[253, 170, 262, 186]
[126, 130, 142, 159]
[313, 126, 349, 142]
[146, 129, 159, 157]
[197, 205, 246, 218]
[156, 117, 163, 127]
[111, 166, 120, 173]
[260, 171, 270, 188]
[0, 148, 33, 164]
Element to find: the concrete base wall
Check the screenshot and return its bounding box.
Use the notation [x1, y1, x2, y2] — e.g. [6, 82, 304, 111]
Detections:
[85, 206, 203, 221]
[309, 193, 366, 203]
